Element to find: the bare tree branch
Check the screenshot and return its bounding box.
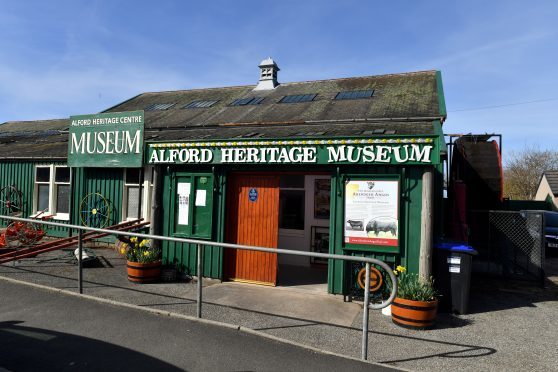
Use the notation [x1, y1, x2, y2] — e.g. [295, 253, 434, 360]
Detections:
[504, 146, 558, 200]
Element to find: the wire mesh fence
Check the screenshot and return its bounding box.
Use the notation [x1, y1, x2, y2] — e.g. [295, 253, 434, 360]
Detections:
[468, 210, 545, 285]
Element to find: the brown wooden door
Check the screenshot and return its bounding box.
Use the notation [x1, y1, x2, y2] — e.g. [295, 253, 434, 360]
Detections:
[225, 173, 279, 286]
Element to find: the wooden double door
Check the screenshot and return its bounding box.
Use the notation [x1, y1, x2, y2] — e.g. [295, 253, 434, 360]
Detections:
[224, 173, 279, 286]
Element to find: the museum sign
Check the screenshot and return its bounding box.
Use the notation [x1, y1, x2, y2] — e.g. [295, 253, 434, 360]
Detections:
[68, 110, 144, 167]
[147, 137, 438, 166]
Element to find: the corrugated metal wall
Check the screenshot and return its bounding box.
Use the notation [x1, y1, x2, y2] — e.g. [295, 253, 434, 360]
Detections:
[0, 161, 34, 224]
[71, 168, 124, 242]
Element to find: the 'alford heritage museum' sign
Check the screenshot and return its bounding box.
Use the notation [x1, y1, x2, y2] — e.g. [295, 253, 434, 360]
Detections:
[68, 110, 144, 168]
[147, 138, 437, 165]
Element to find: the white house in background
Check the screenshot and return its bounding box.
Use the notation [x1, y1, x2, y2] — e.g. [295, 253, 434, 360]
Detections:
[535, 170, 558, 210]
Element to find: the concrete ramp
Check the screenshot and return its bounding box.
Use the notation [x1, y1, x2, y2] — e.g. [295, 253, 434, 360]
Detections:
[203, 281, 361, 327]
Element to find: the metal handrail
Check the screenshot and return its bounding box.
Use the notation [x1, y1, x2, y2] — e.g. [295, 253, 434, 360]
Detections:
[0, 215, 397, 361]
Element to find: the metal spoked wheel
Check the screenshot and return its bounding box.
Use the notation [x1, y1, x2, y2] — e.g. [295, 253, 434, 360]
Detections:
[0, 185, 23, 216]
[80, 193, 111, 228]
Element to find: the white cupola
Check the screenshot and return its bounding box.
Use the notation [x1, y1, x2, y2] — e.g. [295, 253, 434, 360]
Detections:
[254, 57, 280, 90]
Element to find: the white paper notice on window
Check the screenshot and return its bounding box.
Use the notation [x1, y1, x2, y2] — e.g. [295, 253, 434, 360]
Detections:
[195, 189, 207, 207]
[177, 182, 190, 196]
[177, 183, 191, 225]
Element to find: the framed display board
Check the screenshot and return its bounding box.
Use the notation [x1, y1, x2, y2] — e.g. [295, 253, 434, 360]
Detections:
[311, 226, 330, 264]
[344, 175, 400, 253]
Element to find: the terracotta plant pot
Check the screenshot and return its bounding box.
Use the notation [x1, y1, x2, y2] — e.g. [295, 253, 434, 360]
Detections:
[126, 261, 162, 283]
[391, 297, 438, 330]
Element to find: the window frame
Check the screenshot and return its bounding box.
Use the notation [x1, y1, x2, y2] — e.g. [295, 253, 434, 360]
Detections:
[121, 167, 154, 222]
[33, 164, 71, 220]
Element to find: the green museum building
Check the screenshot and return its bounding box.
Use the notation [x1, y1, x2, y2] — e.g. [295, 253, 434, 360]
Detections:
[0, 58, 447, 295]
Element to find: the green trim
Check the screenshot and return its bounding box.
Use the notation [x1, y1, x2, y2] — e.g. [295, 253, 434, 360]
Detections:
[436, 71, 447, 120]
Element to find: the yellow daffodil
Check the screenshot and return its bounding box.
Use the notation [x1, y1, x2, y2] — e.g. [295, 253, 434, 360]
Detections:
[396, 265, 406, 273]
[143, 251, 150, 257]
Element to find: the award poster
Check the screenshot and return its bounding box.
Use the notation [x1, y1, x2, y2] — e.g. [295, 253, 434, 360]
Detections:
[344, 180, 399, 246]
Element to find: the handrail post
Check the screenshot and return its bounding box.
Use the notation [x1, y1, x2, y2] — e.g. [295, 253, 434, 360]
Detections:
[196, 243, 203, 318]
[361, 262, 371, 360]
[78, 229, 83, 294]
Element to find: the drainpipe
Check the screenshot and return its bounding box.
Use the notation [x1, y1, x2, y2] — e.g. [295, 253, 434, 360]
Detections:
[149, 165, 162, 249]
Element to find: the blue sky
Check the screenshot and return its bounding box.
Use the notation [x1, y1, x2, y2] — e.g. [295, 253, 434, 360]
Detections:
[1, 0, 556, 155]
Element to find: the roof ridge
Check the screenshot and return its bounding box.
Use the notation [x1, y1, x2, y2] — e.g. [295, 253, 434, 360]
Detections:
[1, 118, 68, 125]
[280, 70, 438, 86]
[136, 70, 438, 96]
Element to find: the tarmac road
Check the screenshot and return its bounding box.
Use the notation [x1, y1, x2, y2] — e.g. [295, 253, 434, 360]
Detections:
[0, 280, 398, 372]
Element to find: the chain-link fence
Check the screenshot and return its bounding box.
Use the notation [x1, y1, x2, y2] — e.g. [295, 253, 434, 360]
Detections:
[468, 210, 545, 285]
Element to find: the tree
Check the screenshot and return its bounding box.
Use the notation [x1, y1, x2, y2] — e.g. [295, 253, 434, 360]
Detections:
[504, 146, 558, 200]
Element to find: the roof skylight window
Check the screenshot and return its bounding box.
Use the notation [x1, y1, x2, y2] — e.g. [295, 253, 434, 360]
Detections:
[334, 89, 374, 100]
[230, 97, 265, 106]
[279, 94, 317, 103]
[145, 103, 176, 111]
[183, 100, 219, 109]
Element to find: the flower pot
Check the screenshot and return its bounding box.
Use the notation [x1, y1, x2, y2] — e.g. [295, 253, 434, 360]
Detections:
[126, 261, 162, 283]
[391, 297, 438, 330]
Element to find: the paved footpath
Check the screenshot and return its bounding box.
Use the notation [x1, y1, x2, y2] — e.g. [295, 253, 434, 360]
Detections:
[0, 280, 398, 372]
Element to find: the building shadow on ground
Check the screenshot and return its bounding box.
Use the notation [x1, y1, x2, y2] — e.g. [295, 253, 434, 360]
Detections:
[0, 321, 181, 371]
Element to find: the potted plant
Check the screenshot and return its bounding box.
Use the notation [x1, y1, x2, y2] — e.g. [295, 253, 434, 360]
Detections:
[116, 236, 162, 283]
[391, 266, 438, 330]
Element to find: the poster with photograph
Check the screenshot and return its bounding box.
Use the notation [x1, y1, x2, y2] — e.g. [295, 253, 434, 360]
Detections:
[314, 179, 331, 219]
[344, 179, 399, 246]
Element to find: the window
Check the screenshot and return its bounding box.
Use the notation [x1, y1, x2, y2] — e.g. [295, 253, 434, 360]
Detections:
[279, 94, 317, 103]
[122, 167, 154, 221]
[145, 103, 176, 111]
[334, 89, 374, 100]
[279, 175, 305, 230]
[55, 167, 71, 214]
[183, 100, 219, 109]
[229, 97, 264, 106]
[34, 165, 71, 219]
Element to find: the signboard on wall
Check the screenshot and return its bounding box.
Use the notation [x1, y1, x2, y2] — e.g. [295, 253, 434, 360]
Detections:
[147, 137, 439, 166]
[344, 179, 399, 247]
[68, 110, 144, 167]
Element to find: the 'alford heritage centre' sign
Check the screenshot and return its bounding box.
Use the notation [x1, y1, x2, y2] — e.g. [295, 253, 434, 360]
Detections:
[68, 111, 144, 168]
